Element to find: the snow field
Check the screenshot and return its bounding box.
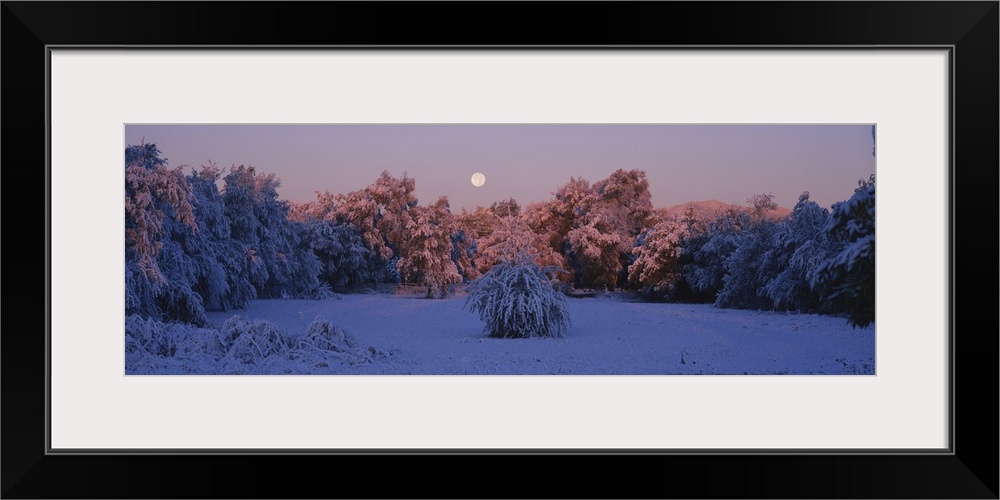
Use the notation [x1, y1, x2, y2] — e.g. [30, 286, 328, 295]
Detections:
[193, 293, 875, 375]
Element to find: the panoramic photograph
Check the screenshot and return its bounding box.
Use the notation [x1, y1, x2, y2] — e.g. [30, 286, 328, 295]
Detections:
[124, 124, 876, 375]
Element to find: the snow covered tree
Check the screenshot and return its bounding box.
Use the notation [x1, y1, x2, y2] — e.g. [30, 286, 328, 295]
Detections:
[527, 176, 592, 259]
[474, 215, 535, 272]
[628, 215, 698, 296]
[577, 169, 657, 289]
[221, 164, 327, 300]
[457, 205, 499, 241]
[181, 164, 235, 311]
[357, 171, 418, 259]
[628, 206, 712, 302]
[287, 190, 338, 223]
[748, 192, 779, 221]
[566, 209, 632, 290]
[126, 155, 259, 324]
[490, 197, 521, 218]
[317, 171, 419, 267]
[531, 169, 655, 289]
[464, 255, 571, 339]
[396, 197, 463, 298]
[290, 185, 402, 289]
[221, 165, 278, 294]
[590, 169, 657, 237]
[448, 199, 534, 282]
[759, 192, 831, 311]
[124, 142, 196, 288]
[449, 228, 480, 282]
[811, 175, 876, 328]
[294, 171, 452, 291]
[713, 217, 778, 310]
[124, 143, 201, 322]
[471, 214, 565, 277]
[301, 220, 394, 290]
[682, 196, 780, 310]
[683, 206, 746, 297]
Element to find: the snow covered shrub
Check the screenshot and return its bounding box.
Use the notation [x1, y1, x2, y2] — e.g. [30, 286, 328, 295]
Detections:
[301, 316, 351, 350]
[464, 258, 571, 338]
[300, 280, 336, 300]
[217, 315, 292, 366]
[290, 316, 376, 367]
[125, 314, 219, 374]
[125, 315, 175, 374]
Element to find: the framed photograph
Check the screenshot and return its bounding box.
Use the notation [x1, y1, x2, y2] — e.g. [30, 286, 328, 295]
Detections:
[119, 122, 878, 377]
[4, 2, 996, 498]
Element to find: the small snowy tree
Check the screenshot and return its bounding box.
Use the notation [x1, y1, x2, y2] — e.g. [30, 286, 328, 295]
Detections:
[464, 256, 570, 339]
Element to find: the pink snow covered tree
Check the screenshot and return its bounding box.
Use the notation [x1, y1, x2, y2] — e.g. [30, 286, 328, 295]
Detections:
[331, 171, 419, 261]
[559, 169, 656, 289]
[590, 168, 657, 237]
[395, 197, 463, 298]
[628, 215, 700, 294]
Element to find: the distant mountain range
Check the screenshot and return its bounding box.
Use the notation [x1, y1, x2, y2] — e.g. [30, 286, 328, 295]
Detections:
[659, 199, 792, 221]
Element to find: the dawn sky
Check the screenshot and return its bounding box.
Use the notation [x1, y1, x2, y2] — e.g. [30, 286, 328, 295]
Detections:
[125, 124, 875, 212]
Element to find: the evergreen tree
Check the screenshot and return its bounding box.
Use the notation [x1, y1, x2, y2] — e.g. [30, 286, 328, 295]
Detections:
[124, 142, 200, 322]
[760, 192, 831, 312]
[812, 175, 876, 328]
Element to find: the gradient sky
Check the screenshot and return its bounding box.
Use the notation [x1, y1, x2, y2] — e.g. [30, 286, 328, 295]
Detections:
[125, 124, 875, 212]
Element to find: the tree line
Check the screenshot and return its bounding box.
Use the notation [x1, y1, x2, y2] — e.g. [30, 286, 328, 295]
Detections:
[125, 142, 875, 328]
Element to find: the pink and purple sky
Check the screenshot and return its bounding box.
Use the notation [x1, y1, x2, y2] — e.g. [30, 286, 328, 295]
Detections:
[125, 124, 875, 212]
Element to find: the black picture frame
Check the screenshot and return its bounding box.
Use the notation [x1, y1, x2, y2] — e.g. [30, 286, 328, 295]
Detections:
[3, 2, 996, 498]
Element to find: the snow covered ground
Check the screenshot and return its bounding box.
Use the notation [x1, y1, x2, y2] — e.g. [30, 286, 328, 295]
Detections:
[189, 292, 875, 375]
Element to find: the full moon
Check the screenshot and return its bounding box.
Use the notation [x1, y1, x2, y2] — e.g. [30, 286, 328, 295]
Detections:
[471, 172, 486, 187]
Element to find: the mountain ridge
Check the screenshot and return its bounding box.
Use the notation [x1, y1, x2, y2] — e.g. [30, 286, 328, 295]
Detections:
[659, 199, 792, 221]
